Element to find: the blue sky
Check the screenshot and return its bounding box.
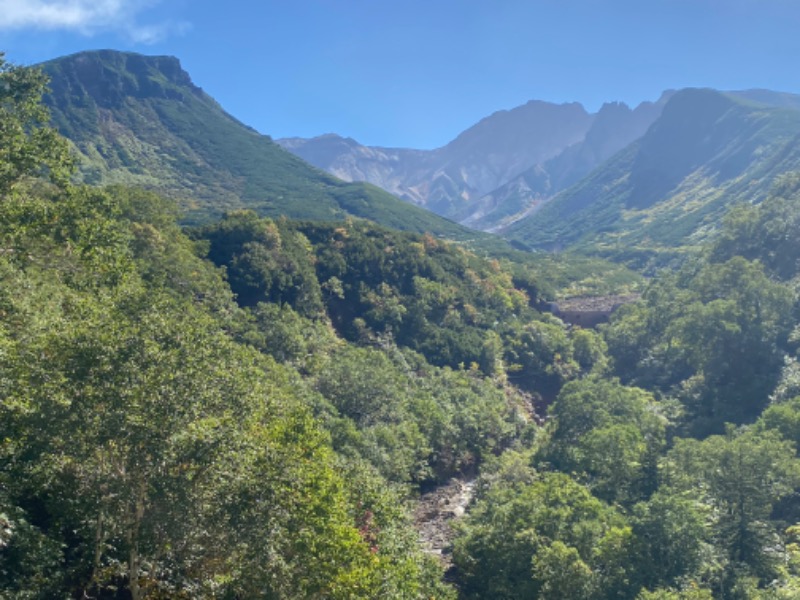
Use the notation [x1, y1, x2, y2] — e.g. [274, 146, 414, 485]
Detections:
[2, 0, 800, 149]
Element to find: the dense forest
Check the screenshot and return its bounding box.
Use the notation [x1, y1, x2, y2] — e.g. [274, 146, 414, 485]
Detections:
[4, 54, 800, 599]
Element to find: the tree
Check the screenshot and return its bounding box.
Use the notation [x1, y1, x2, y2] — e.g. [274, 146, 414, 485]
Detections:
[2, 279, 409, 597]
[604, 258, 795, 436]
[542, 378, 666, 504]
[662, 427, 800, 585]
[453, 472, 629, 599]
[630, 492, 709, 591]
[755, 396, 800, 451]
[197, 210, 323, 313]
[0, 53, 72, 192]
[710, 174, 800, 281]
[506, 318, 579, 398]
[532, 540, 594, 599]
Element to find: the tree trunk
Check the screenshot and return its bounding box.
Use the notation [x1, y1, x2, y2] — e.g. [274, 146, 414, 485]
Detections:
[128, 482, 146, 600]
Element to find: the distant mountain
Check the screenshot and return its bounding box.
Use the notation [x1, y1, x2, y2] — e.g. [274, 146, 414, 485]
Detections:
[40, 50, 479, 240]
[277, 135, 432, 205]
[278, 100, 593, 220]
[728, 89, 800, 111]
[462, 95, 673, 230]
[425, 100, 593, 214]
[503, 88, 800, 262]
[42, 51, 800, 259]
[280, 89, 800, 239]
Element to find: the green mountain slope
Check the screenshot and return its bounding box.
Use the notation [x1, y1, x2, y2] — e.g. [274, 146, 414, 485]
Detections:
[503, 88, 800, 264]
[40, 50, 478, 239]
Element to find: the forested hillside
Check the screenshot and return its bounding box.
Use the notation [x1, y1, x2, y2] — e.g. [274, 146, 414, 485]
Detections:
[0, 54, 609, 598]
[6, 54, 800, 600]
[456, 176, 800, 598]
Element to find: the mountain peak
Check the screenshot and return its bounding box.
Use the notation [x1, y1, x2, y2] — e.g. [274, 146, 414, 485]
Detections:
[595, 101, 633, 117]
[42, 49, 200, 109]
[660, 87, 736, 119]
[505, 85, 800, 256]
[39, 50, 481, 241]
[47, 50, 190, 83]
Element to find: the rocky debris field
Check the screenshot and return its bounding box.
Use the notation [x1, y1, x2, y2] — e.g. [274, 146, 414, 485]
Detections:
[413, 478, 476, 570]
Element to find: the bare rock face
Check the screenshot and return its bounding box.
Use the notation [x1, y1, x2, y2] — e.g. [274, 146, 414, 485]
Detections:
[278, 134, 432, 204]
[277, 100, 593, 223]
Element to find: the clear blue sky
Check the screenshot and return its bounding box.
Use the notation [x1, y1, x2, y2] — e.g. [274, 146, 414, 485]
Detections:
[2, 0, 800, 149]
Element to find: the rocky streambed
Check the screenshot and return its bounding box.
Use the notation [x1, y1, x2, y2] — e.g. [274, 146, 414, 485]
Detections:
[413, 477, 476, 570]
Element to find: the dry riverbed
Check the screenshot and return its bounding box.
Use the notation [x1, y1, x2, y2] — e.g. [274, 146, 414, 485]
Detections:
[413, 477, 476, 570]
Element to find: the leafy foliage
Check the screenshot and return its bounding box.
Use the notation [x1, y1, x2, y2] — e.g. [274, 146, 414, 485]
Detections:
[196, 214, 608, 410]
[453, 471, 630, 599]
[0, 57, 458, 598]
[710, 173, 800, 281]
[604, 257, 795, 435]
[540, 378, 666, 504]
[0, 52, 72, 192]
[0, 188, 459, 598]
[12, 50, 800, 600]
[663, 427, 800, 584]
[452, 169, 800, 599]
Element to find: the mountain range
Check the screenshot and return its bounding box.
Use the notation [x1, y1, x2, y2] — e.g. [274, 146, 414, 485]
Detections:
[278, 96, 672, 231]
[38, 50, 800, 264]
[280, 87, 800, 264]
[504, 88, 800, 263]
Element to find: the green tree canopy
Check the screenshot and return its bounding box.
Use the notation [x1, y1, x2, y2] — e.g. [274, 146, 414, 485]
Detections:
[0, 53, 72, 192]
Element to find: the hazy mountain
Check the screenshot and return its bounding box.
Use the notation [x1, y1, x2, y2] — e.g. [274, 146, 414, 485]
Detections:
[461, 94, 673, 230]
[279, 89, 800, 238]
[425, 100, 593, 213]
[728, 89, 800, 111]
[278, 100, 593, 219]
[277, 134, 432, 204]
[503, 88, 800, 262]
[40, 50, 480, 240]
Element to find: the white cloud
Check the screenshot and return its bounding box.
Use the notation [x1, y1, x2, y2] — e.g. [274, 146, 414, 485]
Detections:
[0, 0, 189, 44]
[128, 20, 191, 45]
[0, 0, 139, 31]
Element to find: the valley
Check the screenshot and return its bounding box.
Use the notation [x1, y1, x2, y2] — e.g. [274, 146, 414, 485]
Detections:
[3, 47, 800, 600]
